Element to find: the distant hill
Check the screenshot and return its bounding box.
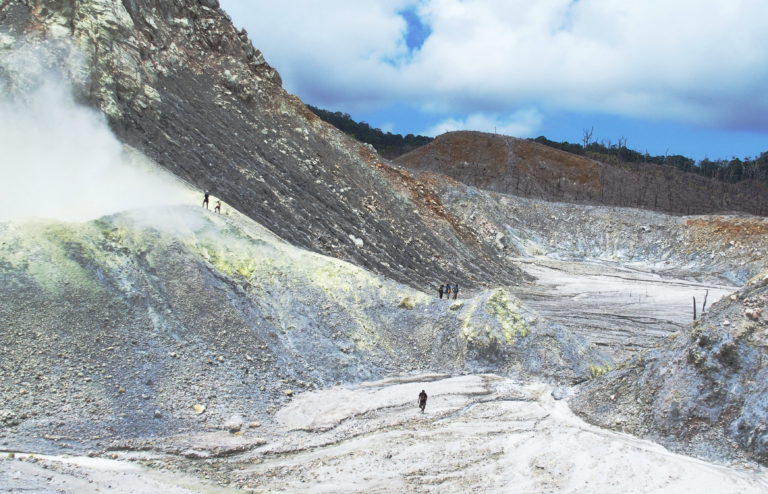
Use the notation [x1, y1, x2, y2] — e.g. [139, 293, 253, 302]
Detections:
[531, 135, 768, 188]
[307, 105, 433, 159]
[396, 131, 768, 216]
[308, 105, 768, 215]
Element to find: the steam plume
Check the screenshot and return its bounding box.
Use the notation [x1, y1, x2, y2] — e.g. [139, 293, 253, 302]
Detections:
[0, 42, 193, 222]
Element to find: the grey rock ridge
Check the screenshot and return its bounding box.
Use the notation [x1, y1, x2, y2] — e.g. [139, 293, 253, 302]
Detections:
[0, 207, 608, 451]
[570, 269, 768, 464]
[0, 0, 523, 290]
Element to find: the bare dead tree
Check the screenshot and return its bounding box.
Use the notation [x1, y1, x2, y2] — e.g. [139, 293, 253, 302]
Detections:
[582, 127, 594, 150]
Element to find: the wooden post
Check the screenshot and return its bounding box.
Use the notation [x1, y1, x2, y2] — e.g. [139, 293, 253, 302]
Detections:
[702, 290, 709, 314]
[693, 296, 697, 320]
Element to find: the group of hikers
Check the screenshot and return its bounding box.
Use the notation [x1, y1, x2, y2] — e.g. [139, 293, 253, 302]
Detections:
[202, 191, 222, 213]
[438, 283, 460, 299]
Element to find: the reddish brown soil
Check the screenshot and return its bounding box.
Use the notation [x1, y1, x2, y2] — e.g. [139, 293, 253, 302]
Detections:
[396, 131, 767, 216]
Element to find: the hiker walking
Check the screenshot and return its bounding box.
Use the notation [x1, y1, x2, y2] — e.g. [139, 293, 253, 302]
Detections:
[438, 284, 444, 299]
[453, 283, 459, 300]
[418, 390, 428, 413]
[214, 200, 221, 214]
[444, 283, 451, 299]
[202, 190, 210, 209]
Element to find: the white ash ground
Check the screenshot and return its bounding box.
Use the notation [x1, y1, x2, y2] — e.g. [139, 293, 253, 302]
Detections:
[6, 374, 764, 493]
[510, 257, 735, 359]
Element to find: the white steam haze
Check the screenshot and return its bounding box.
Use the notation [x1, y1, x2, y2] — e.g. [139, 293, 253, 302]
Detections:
[0, 43, 194, 223]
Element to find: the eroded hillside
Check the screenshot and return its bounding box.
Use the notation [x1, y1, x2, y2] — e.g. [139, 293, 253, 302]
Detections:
[396, 131, 768, 216]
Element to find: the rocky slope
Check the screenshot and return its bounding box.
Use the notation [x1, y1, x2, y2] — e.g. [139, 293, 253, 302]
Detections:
[0, 206, 607, 452]
[423, 174, 768, 286]
[0, 0, 524, 290]
[396, 131, 768, 216]
[570, 269, 768, 465]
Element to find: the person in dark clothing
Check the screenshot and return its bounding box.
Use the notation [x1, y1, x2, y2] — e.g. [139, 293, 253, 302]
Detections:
[453, 283, 459, 299]
[202, 191, 210, 209]
[438, 285, 444, 299]
[444, 284, 451, 299]
[418, 390, 428, 412]
[214, 200, 221, 214]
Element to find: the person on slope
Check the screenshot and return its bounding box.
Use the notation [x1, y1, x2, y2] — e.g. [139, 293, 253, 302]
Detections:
[202, 190, 210, 209]
[453, 283, 459, 300]
[444, 284, 451, 299]
[439, 284, 445, 299]
[418, 390, 428, 413]
[214, 200, 221, 214]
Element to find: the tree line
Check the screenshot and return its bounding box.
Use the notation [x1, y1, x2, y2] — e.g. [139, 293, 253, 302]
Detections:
[530, 134, 768, 186]
[307, 105, 433, 158]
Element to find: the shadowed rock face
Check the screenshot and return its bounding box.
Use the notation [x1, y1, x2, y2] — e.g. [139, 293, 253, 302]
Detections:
[0, 207, 607, 450]
[570, 270, 768, 465]
[0, 0, 523, 290]
[396, 131, 768, 216]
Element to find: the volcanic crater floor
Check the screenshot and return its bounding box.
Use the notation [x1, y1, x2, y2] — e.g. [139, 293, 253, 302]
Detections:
[509, 257, 735, 360]
[3, 374, 767, 494]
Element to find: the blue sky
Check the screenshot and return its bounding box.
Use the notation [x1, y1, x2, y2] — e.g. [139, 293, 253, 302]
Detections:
[219, 0, 768, 161]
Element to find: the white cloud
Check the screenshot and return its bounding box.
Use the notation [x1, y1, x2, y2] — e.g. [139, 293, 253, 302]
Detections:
[222, 0, 768, 131]
[422, 108, 543, 137]
[220, 0, 413, 107]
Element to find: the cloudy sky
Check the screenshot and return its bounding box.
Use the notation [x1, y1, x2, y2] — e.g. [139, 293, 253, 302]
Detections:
[219, 0, 768, 160]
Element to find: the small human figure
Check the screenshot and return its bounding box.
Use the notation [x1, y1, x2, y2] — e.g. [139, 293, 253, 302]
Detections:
[444, 284, 451, 299]
[453, 283, 459, 300]
[214, 200, 221, 214]
[202, 190, 210, 209]
[438, 284, 444, 299]
[418, 389, 428, 413]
